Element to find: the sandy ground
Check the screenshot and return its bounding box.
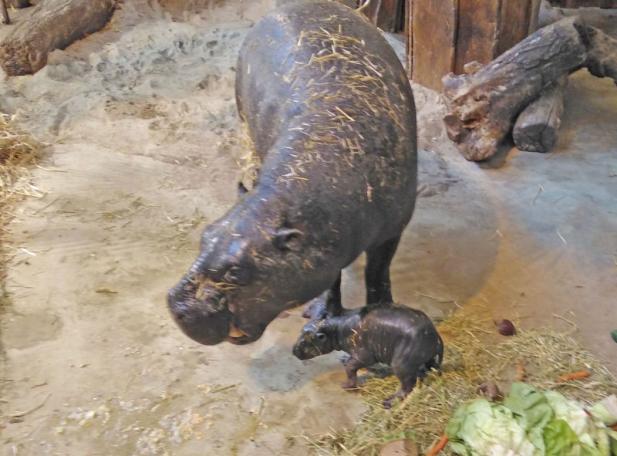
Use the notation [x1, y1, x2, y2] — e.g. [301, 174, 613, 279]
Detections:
[0, 1, 616, 455]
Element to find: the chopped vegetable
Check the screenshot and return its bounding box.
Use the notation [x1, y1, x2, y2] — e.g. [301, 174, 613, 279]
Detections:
[447, 383, 617, 455]
[426, 435, 448, 456]
[557, 370, 591, 383]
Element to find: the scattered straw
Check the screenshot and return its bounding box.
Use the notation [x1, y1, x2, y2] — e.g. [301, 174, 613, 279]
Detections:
[306, 308, 617, 455]
[0, 114, 44, 281]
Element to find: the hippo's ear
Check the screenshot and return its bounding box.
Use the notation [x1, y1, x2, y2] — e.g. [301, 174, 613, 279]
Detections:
[273, 228, 303, 252]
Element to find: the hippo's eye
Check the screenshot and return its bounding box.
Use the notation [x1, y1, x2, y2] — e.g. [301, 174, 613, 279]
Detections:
[316, 332, 327, 342]
[224, 266, 246, 284]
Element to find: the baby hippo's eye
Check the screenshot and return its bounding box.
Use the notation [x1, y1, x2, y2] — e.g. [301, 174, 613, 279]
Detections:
[316, 332, 327, 342]
[223, 266, 250, 285]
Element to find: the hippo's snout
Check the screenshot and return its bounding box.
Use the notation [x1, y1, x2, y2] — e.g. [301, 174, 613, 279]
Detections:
[292, 341, 319, 360]
[167, 280, 233, 346]
[167, 277, 268, 346]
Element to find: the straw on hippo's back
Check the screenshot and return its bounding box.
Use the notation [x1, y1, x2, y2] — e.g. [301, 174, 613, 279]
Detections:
[168, 1, 417, 346]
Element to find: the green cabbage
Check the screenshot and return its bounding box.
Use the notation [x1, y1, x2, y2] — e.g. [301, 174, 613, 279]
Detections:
[446, 383, 617, 456]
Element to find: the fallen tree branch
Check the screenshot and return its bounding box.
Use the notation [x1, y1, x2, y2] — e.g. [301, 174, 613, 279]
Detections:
[0, 0, 115, 76]
[513, 76, 567, 152]
[443, 17, 617, 161]
[540, 0, 617, 34]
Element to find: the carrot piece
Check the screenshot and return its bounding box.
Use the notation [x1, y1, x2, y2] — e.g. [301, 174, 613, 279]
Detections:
[515, 360, 526, 381]
[557, 370, 591, 383]
[426, 435, 448, 456]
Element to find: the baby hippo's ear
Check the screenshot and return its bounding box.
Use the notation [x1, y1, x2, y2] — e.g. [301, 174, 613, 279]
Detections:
[273, 227, 303, 252]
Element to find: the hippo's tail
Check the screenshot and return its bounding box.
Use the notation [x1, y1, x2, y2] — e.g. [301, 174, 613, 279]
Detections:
[431, 334, 444, 374]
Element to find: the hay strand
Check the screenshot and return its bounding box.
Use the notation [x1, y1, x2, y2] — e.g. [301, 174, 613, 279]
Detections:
[306, 308, 617, 455]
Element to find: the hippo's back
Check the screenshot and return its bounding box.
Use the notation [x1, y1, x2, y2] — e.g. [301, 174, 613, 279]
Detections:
[236, 0, 416, 251]
[237, 1, 415, 156]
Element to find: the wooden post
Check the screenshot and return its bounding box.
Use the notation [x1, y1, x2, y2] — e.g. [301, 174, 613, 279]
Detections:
[407, 0, 541, 90]
[1, 0, 10, 25]
[359, 0, 405, 32]
[407, 0, 458, 90]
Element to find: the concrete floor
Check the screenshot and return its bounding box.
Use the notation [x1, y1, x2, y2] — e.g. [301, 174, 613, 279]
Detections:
[0, 1, 616, 455]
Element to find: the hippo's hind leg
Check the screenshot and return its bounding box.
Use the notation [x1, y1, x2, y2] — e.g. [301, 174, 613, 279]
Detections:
[365, 236, 401, 307]
[426, 337, 444, 375]
[383, 362, 420, 409]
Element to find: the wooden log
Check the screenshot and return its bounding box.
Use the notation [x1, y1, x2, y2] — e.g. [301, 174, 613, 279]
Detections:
[539, 0, 617, 36]
[0, 0, 115, 76]
[9, 0, 31, 8]
[513, 77, 567, 152]
[443, 17, 617, 161]
[583, 21, 617, 81]
[407, 0, 539, 90]
[1, 0, 9, 25]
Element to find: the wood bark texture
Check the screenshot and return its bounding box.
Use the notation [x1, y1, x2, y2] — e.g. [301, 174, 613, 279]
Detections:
[513, 77, 567, 152]
[9, 0, 31, 8]
[1, 0, 9, 25]
[550, 0, 617, 8]
[540, 0, 617, 36]
[408, 0, 458, 90]
[443, 17, 617, 161]
[0, 0, 115, 76]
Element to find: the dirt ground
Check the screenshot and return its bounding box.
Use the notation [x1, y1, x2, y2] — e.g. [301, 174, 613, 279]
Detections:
[0, 1, 616, 455]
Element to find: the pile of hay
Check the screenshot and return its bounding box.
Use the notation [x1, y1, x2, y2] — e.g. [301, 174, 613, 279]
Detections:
[0, 114, 43, 281]
[308, 308, 617, 455]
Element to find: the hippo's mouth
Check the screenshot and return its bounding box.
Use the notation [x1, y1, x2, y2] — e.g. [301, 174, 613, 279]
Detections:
[225, 319, 261, 345]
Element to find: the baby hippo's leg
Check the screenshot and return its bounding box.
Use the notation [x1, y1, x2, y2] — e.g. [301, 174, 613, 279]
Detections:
[341, 357, 365, 390]
[383, 364, 420, 409]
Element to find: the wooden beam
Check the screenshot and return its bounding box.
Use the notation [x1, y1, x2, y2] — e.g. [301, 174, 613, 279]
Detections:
[455, 0, 500, 74]
[406, 0, 412, 77]
[411, 0, 458, 90]
[497, 0, 534, 56]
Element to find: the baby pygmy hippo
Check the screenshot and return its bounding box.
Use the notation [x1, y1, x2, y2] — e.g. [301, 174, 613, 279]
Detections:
[293, 305, 443, 408]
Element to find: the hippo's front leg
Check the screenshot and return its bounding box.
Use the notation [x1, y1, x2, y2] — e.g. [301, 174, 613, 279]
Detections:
[302, 273, 343, 319]
[341, 357, 365, 390]
[365, 236, 401, 307]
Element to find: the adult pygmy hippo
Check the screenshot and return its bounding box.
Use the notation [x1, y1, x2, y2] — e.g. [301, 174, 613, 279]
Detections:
[167, 0, 417, 345]
[293, 305, 443, 408]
